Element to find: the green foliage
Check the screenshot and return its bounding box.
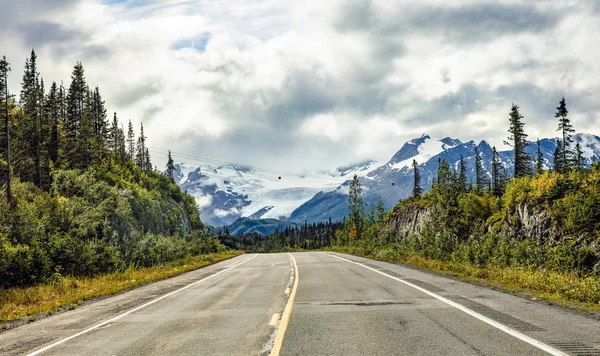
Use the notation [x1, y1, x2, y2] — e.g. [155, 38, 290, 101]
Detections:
[0, 163, 213, 288]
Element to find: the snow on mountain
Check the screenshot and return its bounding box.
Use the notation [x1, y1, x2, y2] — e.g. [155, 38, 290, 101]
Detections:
[175, 160, 379, 227]
[175, 133, 600, 227]
[289, 133, 600, 224]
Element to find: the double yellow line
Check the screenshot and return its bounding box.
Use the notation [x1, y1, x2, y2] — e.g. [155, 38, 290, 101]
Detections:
[270, 253, 299, 356]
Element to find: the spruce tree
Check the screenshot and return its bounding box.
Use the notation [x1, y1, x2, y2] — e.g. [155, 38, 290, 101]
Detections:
[458, 155, 467, 192]
[553, 139, 563, 172]
[64, 62, 86, 167]
[536, 138, 544, 174]
[0, 56, 12, 202]
[412, 159, 423, 198]
[348, 174, 365, 239]
[109, 112, 119, 154]
[555, 97, 574, 171]
[136, 123, 147, 170]
[166, 150, 175, 183]
[504, 104, 531, 177]
[91, 87, 107, 162]
[491, 146, 503, 196]
[20, 50, 41, 185]
[145, 147, 151, 171]
[46, 82, 60, 163]
[474, 147, 488, 193]
[127, 120, 135, 160]
[574, 142, 583, 169]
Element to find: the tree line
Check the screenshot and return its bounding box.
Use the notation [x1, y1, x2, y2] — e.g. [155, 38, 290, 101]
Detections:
[0, 50, 183, 202]
[409, 98, 584, 200]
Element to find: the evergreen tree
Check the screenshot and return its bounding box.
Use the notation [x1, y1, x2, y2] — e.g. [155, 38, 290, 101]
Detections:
[474, 147, 488, 193]
[136, 123, 147, 170]
[412, 159, 423, 198]
[436, 159, 455, 188]
[20, 50, 41, 186]
[491, 146, 504, 196]
[458, 155, 467, 192]
[574, 142, 584, 169]
[127, 119, 135, 159]
[46, 82, 60, 164]
[80, 86, 94, 168]
[118, 125, 127, 163]
[108, 112, 119, 154]
[0, 56, 12, 202]
[145, 147, 151, 171]
[91, 87, 107, 163]
[166, 150, 175, 182]
[536, 138, 544, 174]
[555, 97, 574, 171]
[504, 104, 531, 177]
[348, 174, 365, 239]
[64, 62, 87, 167]
[553, 139, 563, 172]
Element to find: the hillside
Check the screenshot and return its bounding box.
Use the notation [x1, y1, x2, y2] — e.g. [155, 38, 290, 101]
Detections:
[0, 52, 220, 289]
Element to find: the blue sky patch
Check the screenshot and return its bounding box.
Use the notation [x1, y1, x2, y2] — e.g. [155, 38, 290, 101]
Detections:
[171, 32, 212, 53]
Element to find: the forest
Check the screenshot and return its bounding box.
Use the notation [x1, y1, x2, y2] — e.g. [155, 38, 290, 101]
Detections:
[0, 51, 221, 289]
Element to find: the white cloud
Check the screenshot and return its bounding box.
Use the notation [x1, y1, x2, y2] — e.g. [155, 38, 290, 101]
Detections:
[3, 0, 600, 171]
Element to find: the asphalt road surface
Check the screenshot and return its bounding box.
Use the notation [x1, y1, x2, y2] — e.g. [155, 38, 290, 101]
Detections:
[2, 252, 600, 356]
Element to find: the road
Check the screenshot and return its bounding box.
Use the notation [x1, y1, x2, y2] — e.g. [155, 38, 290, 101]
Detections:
[1, 252, 600, 356]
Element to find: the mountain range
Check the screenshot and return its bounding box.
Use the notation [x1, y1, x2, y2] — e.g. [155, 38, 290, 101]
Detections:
[175, 133, 600, 234]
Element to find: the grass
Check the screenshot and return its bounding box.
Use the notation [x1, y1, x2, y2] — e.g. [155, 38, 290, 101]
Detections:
[330, 245, 600, 314]
[0, 251, 243, 323]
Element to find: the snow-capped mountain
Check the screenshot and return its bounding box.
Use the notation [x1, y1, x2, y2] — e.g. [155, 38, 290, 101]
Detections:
[289, 133, 600, 223]
[175, 160, 379, 227]
[175, 133, 600, 227]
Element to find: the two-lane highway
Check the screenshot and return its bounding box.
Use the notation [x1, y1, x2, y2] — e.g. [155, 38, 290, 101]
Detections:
[2, 252, 600, 355]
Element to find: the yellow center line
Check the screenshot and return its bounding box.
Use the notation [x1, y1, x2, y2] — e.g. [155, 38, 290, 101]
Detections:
[270, 253, 299, 356]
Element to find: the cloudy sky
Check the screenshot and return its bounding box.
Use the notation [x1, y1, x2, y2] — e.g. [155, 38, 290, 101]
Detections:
[2, 0, 599, 171]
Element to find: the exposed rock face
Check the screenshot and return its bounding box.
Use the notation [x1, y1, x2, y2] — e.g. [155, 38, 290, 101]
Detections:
[380, 203, 556, 242]
[380, 205, 430, 242]
[499, 204, 556, 241]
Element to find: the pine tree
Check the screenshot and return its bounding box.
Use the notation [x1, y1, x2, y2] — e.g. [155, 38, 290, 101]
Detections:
[91, 87, 107, 163]
[64, 62, 86, 167]
[136, 123, 147, 170]
[145, 147, 151, 171]
[46, 82, 60, 164]
[166, 150, 175, 182]
[491, 146, 504, 196]
[458, 155, 467, 192]
[474, 147, 488, 193]
[348, 174, 365, 239]
[0, 56, 12, 202]
[127, 120, 135, 160]
[20, 50, 41, 186]
[574, 142, 583, 169]
[555, 97, 574, 171]
[80, 86, 94, 168]
[504, 104, 531, 177]
[108, 112, 119, 154]
[553, 139, 563, 172]
[118, 125, 127, 163]
[412, 159, 423, 198]
[536, 138, 544, 174]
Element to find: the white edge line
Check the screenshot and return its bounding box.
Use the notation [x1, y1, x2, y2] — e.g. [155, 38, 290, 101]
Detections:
[326, 253, 568, 356]
[27, 254, 258, 356]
